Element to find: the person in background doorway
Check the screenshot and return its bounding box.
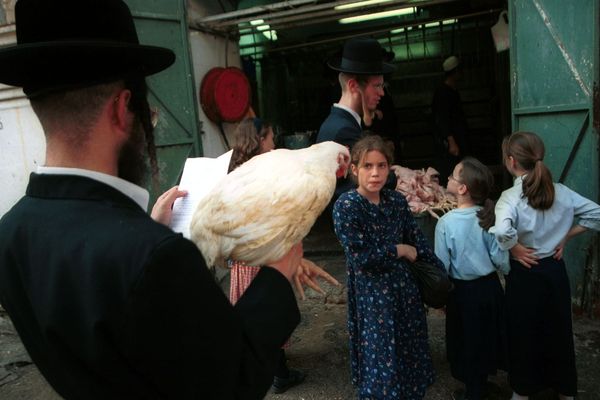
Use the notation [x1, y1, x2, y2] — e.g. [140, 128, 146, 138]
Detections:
[0, 1, 301, 399]
[493, 131, 600, 400]
[435, 157, 509, 400]
[431, 55, 470, 187]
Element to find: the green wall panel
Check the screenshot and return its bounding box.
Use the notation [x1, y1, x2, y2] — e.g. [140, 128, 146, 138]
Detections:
[125, 0, 201, 202]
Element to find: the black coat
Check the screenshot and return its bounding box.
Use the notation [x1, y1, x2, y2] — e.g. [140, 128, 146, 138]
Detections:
[317, 106, 362, 201]
[316, 105, 362, 149]
[317, 106, 397, 202]
[0, 173, 300, 400]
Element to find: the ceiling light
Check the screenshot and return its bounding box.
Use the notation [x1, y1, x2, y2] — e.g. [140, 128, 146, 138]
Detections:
[335, 0, 393, 10]
[262, 30, 278, 41]
[250, 19, 264, 25]
[257, 24, 271, 31]
[339, 7, 415, 24]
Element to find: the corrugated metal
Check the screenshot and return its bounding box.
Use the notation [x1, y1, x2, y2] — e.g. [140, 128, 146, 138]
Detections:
[509, 0, 600, 315]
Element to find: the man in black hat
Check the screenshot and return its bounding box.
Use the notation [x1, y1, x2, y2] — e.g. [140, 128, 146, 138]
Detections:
[316, 38, 396, 209]
[0, 1, 300, 399]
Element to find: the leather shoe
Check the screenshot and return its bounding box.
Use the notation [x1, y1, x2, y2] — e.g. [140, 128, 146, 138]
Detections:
[271, 369, 305, 394]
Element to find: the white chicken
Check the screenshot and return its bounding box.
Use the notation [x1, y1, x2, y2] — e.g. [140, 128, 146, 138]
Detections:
[189, 141, 350, 269]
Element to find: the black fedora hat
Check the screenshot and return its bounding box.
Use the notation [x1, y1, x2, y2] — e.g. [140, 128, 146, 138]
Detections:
[328, 38, 395, 75]
[0, 0, 175, 97]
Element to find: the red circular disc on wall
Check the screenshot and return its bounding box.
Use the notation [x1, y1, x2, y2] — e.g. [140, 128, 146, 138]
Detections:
[213, 67, 251, 123]
[199, 67, 224, 123]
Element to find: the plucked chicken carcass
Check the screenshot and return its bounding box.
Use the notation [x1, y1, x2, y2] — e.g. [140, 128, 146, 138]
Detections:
[189, 141, 350, 269]
[391, 165, 457, 218]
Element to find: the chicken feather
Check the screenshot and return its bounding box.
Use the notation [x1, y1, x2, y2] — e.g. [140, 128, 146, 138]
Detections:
[189, 141, 350, 269]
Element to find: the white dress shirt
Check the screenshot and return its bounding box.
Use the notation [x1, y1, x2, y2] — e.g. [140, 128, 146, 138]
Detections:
[333, 103, 361, 127]
[37, 166, 150, 211]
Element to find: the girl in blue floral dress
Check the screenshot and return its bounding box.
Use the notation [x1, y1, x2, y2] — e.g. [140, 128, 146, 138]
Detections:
[333, 135, 444, 399]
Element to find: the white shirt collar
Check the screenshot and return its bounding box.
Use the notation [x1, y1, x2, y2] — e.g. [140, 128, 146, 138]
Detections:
[36, 166, 150, 211]
[333, 103, 362, 126]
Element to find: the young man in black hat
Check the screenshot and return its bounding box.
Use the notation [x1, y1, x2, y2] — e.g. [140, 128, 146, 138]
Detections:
[0, 1, 300, 399]
[316, 37, 397, 210]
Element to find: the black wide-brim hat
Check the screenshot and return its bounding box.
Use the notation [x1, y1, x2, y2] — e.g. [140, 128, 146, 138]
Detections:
[328, 38, 395, 75]
[0, 0, 175, 98]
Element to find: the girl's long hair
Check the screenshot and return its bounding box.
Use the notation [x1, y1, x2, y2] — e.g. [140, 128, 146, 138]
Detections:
[459, 157, 496, 230]
[502, 131, 555, 210]
[228, 118, 271, 173]
[351, 134, 394, 168]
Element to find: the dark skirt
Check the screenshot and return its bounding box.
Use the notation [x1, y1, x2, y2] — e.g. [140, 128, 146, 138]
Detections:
[505, 257, 577, 396]
[446, 272, 507, 400]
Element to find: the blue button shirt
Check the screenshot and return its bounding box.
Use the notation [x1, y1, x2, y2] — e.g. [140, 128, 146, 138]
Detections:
[435, 206, 509, 280]
[492, 176, 600, 258]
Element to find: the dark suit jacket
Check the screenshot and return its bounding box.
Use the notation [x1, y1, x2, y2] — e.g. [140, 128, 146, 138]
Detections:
[316, 105, 362, 149]
[0, 173, 300, 400]
[317, 106, 363, 200]
[316, 106, 397, 203]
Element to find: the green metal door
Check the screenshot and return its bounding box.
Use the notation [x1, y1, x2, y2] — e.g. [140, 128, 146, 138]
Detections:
[509, 0, 600, 311]
[125, 0, 202, 202]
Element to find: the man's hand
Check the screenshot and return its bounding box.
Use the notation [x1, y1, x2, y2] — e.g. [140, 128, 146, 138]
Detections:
[510, 243, 539, 268]
[396, 244, 417, 262]
[151, 186, 187, 226]
[447, 136, 460, 157]
[293, 258, 341, 300]
[268, 243, 303, 282]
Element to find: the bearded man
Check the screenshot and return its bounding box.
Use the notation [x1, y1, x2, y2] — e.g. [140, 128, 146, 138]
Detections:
[0, 1, 300, 399]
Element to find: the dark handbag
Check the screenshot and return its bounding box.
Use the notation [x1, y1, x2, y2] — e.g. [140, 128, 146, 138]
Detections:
[407, 260, 454, 308]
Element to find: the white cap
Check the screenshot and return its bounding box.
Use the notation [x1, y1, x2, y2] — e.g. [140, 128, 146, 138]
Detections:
[443, 56, 459, 72]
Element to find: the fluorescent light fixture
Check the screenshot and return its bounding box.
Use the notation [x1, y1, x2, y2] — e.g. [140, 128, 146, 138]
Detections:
[443, 19, 457, 25]
[390, 27, 404, 34]
[425, 21, 439, 28]
[257, 24, 271, 31]
[339, 7, 414, 24]
[262, 30, 278, 41]
[250, 19, 264, 25]
[335, 0, 393, 10]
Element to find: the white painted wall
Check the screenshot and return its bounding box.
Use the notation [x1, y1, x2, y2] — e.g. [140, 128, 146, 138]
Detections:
[187, 0, 243, 158]
[0, 24, 46, 219]
[0, 86, 45, 217]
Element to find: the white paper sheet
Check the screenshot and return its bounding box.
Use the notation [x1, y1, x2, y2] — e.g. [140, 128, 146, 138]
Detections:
[170, 150, 232, 238]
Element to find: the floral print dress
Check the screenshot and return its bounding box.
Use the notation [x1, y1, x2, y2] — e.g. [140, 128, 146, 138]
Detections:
[333, 188, 443, 399]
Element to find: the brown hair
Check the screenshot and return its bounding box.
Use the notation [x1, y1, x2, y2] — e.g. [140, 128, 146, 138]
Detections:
[339, 72, 371, 93]
[351, 134, 394, 168]
[30, 81, 122, 146]
[502, 131, 555, 210]
[458, 157, 496, 230]
[228, 118, 272, 173]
